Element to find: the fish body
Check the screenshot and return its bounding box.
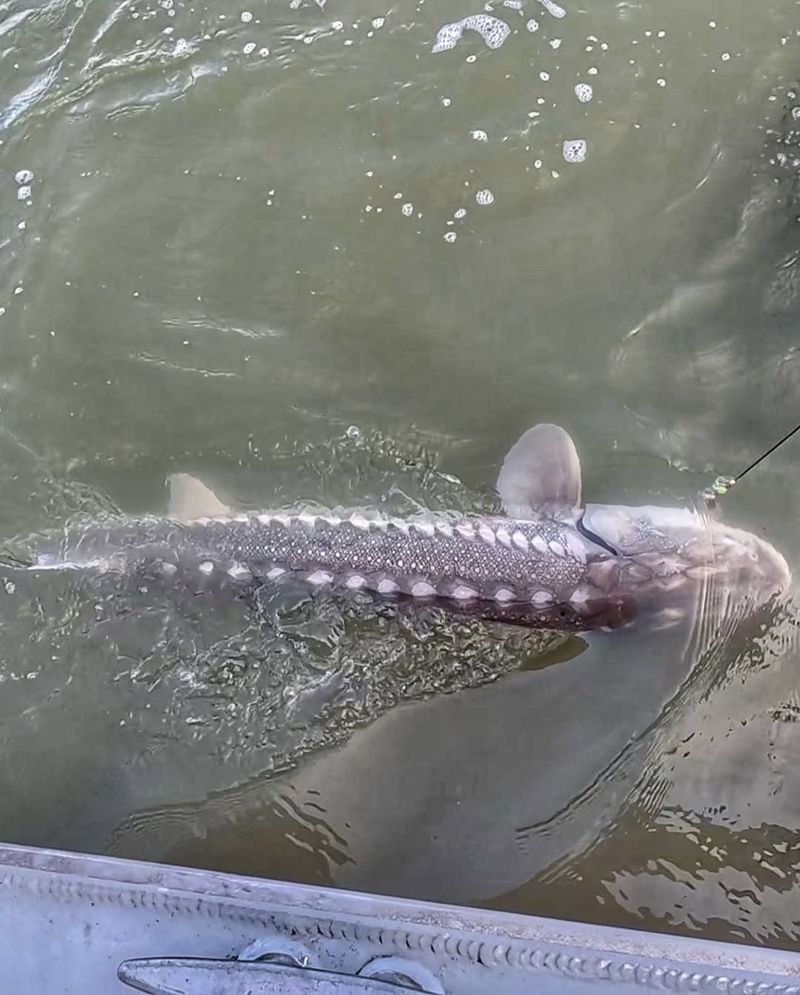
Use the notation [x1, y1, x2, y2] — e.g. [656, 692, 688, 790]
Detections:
[20, 424, 791, 632]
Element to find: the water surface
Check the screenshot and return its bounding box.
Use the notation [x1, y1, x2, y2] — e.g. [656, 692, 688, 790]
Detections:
[1, 0, 800, 951]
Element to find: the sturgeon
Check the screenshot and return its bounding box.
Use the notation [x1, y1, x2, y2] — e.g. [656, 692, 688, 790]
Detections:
[20, 424, 791, 632]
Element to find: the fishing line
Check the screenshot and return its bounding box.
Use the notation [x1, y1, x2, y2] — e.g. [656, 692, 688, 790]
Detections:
[702, 420, 800, 507]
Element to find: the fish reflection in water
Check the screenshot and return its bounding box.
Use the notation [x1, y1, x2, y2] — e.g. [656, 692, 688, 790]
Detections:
[110, 624, 698, 904]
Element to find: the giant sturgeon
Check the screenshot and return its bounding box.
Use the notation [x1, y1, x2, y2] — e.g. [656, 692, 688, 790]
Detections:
[18, 424, 790, 631]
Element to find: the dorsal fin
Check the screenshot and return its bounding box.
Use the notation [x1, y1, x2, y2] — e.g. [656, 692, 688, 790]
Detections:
[167, 473, 230, 522]
[496, 423, 582, 519]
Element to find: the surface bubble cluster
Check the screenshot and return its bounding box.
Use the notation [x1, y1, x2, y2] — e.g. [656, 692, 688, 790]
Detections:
[538, 0, 567, 18]
[14, 168, 33, 204]
[432, 14, 510, 53]
[562, 139, 587, 163]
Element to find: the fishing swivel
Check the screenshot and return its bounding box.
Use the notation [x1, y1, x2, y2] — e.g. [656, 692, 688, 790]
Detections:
[700, 420, 800, 509]
[701, 475, 736, 510]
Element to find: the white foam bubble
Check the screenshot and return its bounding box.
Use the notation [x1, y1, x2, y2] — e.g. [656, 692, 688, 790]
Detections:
[537, 0, 566, 17]
[401, 202, 413, 216]
[471, 129, 488, 141]
[574, 82, 593, 102]
[432, 14, 510, 53]
[549, 38, 562, 48]
[240, 9, 253, 21]
[371, 16, 385, 28]
[17, 186, 30, 201]
[443, 231, 457, 242]
[562, 139, 586, 163]
[14, 169, 33, 185]
[454, 208, 467, 218]
[475, 188, 494, 205]
[243, 42, 256, 53]
[526, 18, 539, 31]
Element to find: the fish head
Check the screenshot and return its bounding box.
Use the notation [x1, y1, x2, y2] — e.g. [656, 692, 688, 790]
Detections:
[496, 422, 790, 627]
[579, 501, 791, 614]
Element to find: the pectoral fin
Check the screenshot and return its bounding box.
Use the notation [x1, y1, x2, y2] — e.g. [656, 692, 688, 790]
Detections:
[496, 423, 582, 519]
[167, 473, 230, 521]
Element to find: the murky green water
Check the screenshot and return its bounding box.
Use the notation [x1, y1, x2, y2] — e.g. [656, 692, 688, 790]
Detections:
[1, 0, 800, 951]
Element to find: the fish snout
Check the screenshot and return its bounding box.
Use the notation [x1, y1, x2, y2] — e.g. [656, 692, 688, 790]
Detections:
[750, 533, 791, 595]
[700, 525, 791, 600]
